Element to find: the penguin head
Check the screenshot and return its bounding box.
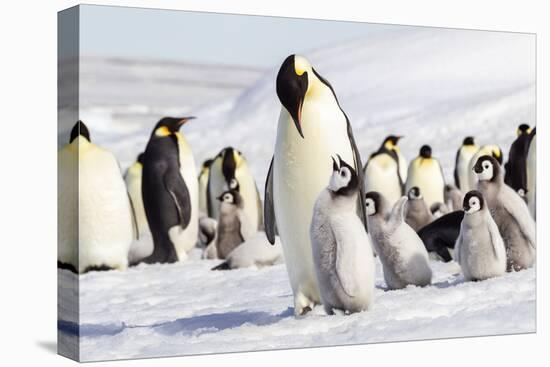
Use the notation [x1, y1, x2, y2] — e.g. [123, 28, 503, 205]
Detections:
[473, 155, 500, 182]
[463, 136, 475, 146]
[383, 135, 403, 151]
[153, 117, 195, 137]
[517, 124, 531, 136]
[365, 191, 383, 216]
[276, 55, 317, 139]
[217, 190, 243, 207]
[328, 155, 359, 197]
[419, 145, 432, 159]
[200, 158, 213, 176]
[463, 190, 484, 214]
[70, 120, 90, 143]
[407, 186, 422, 200]
[220, 147, 244, 191]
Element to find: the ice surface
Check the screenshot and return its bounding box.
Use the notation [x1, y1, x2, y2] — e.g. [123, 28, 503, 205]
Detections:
[60, 25, 536, 360]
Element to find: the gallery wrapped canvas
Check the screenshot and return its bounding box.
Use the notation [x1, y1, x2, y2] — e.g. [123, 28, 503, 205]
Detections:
[58, 4, 536, 362]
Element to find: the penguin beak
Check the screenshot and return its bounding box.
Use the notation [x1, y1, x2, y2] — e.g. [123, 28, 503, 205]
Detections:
[178, 116, 195, 127]
[332, 156, 339, 172]
[463, 203, 470, 212]
[216, 195, 224, 202]
[276, 55, 308, 139]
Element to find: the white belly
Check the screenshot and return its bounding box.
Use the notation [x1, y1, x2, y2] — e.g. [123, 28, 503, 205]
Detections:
[273, 104, 354, 306]
[457, 150, 476, 191]
[78, 145, 133, 273]
[58, 145, 79, 268]
[125, 165, 153, 264]
[364, 155, 402, 207]
[406, 161, 445, 208]
[170, 134, 199, 259]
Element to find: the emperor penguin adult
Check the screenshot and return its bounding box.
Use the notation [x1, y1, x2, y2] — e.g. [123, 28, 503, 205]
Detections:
[141, 117, 199, 264]
[125, 153, 154, 265]
[526, 128, 536, 219]
[455, 191, 506, 281]
[405, 145, 445, 209]
[454, 137, 478, 191]
[504, 124, 533, 192]
[58, 121, 134, 273]
[310, 156, 375, 314]
[363, 135, 406, 207]
[474, 155, 536, 271]
[198, 158, 213, 215]
[207, 147, 263, 232]
[365, 192, 432, 290]
[467, 145, 503, 191]
[264, 54, 366, 315]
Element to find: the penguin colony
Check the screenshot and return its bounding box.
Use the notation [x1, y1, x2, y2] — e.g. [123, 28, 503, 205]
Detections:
[58, 55, 536, 317]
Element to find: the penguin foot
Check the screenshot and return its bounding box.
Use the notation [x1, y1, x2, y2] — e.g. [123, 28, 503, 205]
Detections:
[298, 306, 312, 316]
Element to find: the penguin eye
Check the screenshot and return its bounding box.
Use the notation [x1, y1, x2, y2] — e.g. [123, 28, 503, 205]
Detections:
[340, 167, 349, 178]
[483, 163, 490, 169]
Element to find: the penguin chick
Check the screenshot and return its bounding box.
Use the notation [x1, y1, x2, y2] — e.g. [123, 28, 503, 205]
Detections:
[198, 216, 217, 248]
[455, 191, 506, 281]
[467, 145, 503, 191]
[366, 192, 432, 290]
[310, 156, 375, 314]
[405, 186, 434, 231]
[444, 184, 463, 212]
[211, 232, 284, 270]
[474, 155, 536, 271]
[215, 190, 254, 259]
[430, 202, 450, 218]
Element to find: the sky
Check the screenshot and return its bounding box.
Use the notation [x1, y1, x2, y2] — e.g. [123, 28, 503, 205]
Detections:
[78, 4, 400, 68]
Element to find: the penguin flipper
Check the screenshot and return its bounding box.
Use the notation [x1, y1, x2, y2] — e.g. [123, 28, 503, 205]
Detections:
[389, 196, 408, 229]
[346, 118, 367, 230]
[454, 149, 460, 189]
[454, 231, 463, 264]
[501, 187, 536, 249]
[255, 182, 264, 231]
[206, 164, 214, 218]
[264, 157, 277, 244]
[164, 170, 192, 229]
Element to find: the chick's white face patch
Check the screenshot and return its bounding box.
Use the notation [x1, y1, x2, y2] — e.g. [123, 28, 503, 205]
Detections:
[328, 166, 351, 192]
[365, 197, 376, 216]
[466, 196, 481, 214]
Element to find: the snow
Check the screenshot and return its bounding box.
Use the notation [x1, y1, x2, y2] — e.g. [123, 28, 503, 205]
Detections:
[59, 25, 536, 361]
[58, 253, 535, 361]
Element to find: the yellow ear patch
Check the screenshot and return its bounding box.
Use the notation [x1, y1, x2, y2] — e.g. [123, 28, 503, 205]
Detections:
[154, 126, 171, 137]
[294, 55, 310, 76]
[384, 140, 395, 150]
[493, 149, 501, 158]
